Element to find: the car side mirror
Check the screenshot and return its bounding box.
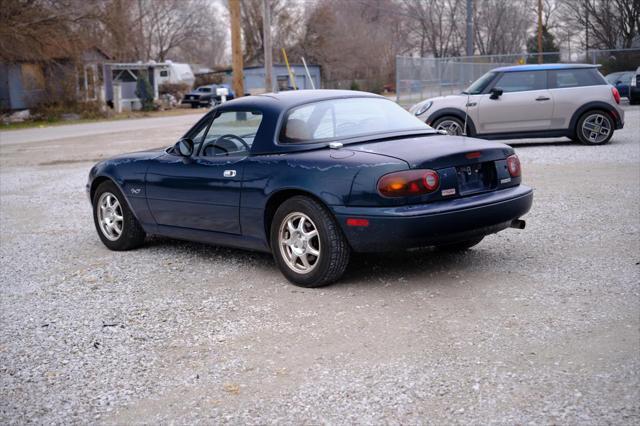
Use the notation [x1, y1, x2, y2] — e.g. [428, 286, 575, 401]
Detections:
[490, 87, 503, 100]
[174, 138, 194, 157]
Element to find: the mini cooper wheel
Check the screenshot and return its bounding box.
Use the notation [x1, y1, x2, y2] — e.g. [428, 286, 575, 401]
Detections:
[575, 111, 614, 145]
[271, 196, 350, 287]
[432, 116, 467, 136]
[92, 181, 146, 251]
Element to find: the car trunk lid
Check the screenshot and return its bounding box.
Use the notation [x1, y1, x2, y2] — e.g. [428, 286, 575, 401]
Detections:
[345, 134, 517, 203]
[345, 134, 512, 169]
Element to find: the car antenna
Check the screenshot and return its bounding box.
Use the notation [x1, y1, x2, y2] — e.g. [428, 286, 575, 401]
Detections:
[463, 90, 470, 136]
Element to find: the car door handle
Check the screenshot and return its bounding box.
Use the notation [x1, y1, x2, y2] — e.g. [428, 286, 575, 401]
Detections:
[535, 96, 551, 101]
[223, 170, 236, 177]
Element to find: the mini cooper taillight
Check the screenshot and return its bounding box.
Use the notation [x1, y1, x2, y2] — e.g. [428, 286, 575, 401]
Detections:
[612, 86, 621, 104]
[506, 154, 521, 177]
[378, 169, 440, 197]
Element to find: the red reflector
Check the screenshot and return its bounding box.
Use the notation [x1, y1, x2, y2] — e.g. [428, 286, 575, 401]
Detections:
[346, 218, 369, 227]
[465, 151, 482, 159]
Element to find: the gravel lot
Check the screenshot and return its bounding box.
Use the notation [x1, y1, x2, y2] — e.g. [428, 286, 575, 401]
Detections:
[1, 104, 639, 424]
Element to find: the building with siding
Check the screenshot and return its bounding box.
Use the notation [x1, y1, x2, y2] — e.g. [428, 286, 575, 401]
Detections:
[216, 64, 321, 94]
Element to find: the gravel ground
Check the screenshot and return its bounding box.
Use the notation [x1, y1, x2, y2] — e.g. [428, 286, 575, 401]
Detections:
[1, 104, 639, 424]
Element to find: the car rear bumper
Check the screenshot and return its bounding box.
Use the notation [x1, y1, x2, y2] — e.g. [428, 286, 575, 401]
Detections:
[333, 185, 533, 252]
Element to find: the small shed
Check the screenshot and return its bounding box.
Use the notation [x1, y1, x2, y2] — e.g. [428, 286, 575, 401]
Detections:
[218, 63, 321, 94]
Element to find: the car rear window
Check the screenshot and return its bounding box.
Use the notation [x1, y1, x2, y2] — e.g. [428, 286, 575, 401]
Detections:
[550, 68, 606, 88]
[280, 97, 430, 143]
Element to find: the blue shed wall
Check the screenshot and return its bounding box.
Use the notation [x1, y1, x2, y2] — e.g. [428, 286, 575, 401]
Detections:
[225, 65, 321, 93]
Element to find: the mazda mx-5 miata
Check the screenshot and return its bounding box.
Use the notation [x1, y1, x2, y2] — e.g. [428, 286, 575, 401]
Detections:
[87, 90, 533, 287]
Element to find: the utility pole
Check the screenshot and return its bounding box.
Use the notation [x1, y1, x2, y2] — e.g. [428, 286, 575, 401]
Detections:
[465, 0, 473, 57]
[263, 0, 273, 93]
[229, 0, 244, 97]
[537, 0, 543, 64]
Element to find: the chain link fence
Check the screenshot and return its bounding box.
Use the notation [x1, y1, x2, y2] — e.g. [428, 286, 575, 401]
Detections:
[396, 48, 640, 107]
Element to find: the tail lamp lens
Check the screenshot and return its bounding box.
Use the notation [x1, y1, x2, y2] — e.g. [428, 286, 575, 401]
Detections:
[612, 87, 621, 104]
[378, 169, 440, 197]
[506, 154, 521, 177]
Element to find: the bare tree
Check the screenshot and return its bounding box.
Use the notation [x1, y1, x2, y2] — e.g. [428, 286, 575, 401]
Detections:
[0, 0, 97, 62]
[235, 0, 301, 65]
[558, 0, 640, 50]
[136, 0, 222, 62]
[290, 0, 407, 88]
[401, 0, 465, 57]
[473, 0, 531, 55]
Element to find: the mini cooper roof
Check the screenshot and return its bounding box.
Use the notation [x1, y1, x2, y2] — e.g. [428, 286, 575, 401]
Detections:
[492, 63, 600, 73]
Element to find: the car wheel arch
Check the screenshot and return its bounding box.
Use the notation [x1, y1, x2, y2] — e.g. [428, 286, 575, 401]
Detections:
[263, 188, 334, 249]
[426, 108, 477, 136]
[90, 176, 114, 202]
[569, 102, 619, 137]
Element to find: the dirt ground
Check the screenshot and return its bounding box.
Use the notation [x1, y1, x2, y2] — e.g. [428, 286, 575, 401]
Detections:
[1, 104, 639, 424]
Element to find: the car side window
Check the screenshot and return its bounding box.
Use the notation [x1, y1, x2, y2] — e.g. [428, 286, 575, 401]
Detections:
[495, 71, 546, 93]
[198, 110, 263, 157]
[550, 69, 606, 88]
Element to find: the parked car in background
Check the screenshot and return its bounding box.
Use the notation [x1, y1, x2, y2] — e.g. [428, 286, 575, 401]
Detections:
[181, 84, 236, 108]
[87, 90, 532, 287]
[410, 64, 624, 145]
[630, 67, 640, 105]
[605, 70, 635, 98]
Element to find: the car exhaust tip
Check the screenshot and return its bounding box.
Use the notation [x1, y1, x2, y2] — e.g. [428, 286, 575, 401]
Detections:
[510, 219, 526, 230]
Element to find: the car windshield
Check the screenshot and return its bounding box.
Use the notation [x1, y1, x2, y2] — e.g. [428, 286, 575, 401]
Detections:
[281, 97, 431, 143]
[198, 87, 212, 92]
[463, 71, 496, 94]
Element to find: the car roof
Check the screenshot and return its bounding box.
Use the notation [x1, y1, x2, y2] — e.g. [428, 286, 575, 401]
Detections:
[493, 63, 599, 72]
[221, 89, 383, 111]
[213, 90, 392, 155]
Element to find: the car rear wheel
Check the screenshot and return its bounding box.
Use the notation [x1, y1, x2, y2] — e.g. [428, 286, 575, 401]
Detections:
[575, 110, 614, 145]
[436, 236, 484, 252]
[432, 116, 468, 136]
[270, 196, 350, 287]
[93, 181, 146, 251]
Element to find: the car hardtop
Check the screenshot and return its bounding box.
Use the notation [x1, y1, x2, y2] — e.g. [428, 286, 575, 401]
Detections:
[492, 63, 600, 73]
[189, 90, 434, 156]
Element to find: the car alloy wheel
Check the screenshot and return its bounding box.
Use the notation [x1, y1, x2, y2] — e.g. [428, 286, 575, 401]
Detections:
[581, 113, 611, 144]
[97, 192, 123, 241]
[278, 212, 321, 274]
[435, 119, 463, 136]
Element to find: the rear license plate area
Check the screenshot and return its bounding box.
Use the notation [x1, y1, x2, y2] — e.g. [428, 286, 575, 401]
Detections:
[456, 162, 496, 195]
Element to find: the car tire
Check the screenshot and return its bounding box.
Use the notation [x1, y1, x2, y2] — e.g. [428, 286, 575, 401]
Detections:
[436, 236, 484, 251]
[574, 110, 614, 145]
[270, 196, 350, 287]
[431, 116, 470, 136]
[92, 180, 146, 251]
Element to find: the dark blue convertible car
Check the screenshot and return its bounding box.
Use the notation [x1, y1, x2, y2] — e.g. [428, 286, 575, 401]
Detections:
[88, 90, 533, 287]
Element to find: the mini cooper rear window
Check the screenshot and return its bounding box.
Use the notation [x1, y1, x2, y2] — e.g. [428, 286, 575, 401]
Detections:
[281, 97, 430, 143]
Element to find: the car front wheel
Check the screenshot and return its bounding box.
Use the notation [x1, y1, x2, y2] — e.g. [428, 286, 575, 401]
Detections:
[270, 196, 350, 287]
[575, 110, 614, 145]
[92, 181, 146, 251]
[432, 116, 468, 136]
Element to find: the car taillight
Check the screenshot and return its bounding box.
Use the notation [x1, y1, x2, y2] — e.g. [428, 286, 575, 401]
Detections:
[612, 86, 621, 104]
[378, 169, 440, 197]
[506, 154, 521, 177]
